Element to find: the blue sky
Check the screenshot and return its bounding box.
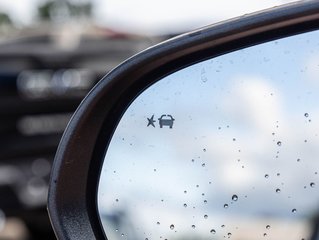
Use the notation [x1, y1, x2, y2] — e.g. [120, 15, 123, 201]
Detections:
[98, 29, 319, 239]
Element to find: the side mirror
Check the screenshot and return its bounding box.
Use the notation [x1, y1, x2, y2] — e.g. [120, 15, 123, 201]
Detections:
[48, 2, 319, 239]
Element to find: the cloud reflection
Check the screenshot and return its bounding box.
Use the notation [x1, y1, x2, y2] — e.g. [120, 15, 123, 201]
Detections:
[98, 29, 319, 240]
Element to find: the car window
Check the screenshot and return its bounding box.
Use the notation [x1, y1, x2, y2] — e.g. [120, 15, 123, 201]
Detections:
[98, 29, 319, 240]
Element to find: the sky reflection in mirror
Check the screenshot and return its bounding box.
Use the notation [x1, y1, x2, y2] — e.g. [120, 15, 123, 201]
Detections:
[98, 30, 319, 240]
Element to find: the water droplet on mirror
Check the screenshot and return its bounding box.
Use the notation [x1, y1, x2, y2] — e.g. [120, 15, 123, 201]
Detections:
[305, 113, 309, 117]
[224, 204, 229, 208]
[310, 182, 315, 187]
[170, 224, 174, 230]
[201, 76, 208, 83]
[202, 163, 206, 167]
[228, 232, 232, 238]
[191, 225, 196, 229]
[210, 229, 216, 234]
[265, 174, 269, 178]
[276, 188, 281, 193]
[232, 195, 238, 201]
[292, 208, 297, 213]
[266, 225, 270, 229]
[121, 233, 124, 237]
[263, 233, 267, 237]
[277, 141, 282, 146]
[204, 214, 208, 219]
[157, 222, 160, 225]
[203, 148, 206, 152]
[183, 203, 187, 208]
[204, 200, 208, 204]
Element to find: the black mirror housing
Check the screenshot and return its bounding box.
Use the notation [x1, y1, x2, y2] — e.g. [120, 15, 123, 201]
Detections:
[48, 1, 319, 239]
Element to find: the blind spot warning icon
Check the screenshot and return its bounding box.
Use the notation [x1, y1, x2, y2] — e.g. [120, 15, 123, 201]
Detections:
[158, 115, 175, 128]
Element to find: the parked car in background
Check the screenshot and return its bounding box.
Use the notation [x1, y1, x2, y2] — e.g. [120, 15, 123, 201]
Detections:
[0, 3, 165, 239]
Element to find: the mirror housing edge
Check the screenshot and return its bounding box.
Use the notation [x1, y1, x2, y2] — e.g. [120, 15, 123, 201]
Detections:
[48, 1, 319, 239]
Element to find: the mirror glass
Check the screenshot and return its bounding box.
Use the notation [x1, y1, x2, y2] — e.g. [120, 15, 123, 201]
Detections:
[98, 30, 319, 240]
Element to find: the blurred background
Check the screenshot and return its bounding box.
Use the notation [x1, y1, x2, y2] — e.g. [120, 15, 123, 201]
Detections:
[0, 0, 297, 239]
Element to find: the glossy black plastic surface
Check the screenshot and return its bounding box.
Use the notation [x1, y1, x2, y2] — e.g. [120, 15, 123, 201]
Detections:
[48, 1, 319, 239]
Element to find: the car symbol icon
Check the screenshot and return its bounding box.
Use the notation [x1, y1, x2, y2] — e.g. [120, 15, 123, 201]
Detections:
[158, 114, 175, 128]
